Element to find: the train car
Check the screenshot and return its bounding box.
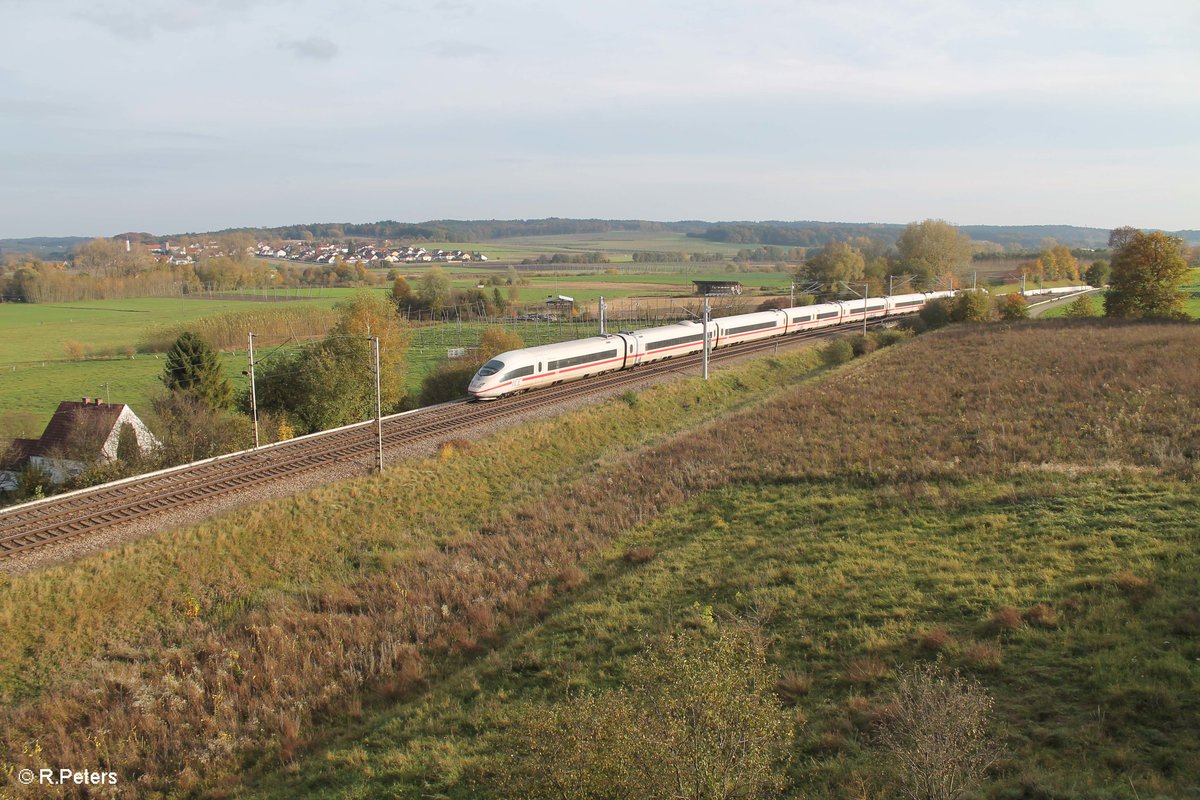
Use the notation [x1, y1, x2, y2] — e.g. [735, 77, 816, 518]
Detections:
[886, 292, 930, 315]
[625, 321, 710, 366]
[468, 334, 634, 399]
[711, 309, 788, 348]
[782, 302, 844, 332]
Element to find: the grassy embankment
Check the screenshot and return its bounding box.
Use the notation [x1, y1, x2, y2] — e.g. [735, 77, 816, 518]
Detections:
[2, 320, 1198, 799]
[243, 320, 1199, 800]
[0, 342, 831, 794]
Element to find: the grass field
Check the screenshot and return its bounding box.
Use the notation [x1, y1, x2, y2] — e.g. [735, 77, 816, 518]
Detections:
[405, 231, 750, 262]
[0, 268, 791, 428]
[1, 320, 1197, 798]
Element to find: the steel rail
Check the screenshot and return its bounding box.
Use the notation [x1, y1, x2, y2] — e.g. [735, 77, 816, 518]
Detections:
[0, 320, 880, 559]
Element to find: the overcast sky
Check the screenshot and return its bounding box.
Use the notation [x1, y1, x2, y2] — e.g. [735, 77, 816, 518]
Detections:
[2, 0, 1197, 237]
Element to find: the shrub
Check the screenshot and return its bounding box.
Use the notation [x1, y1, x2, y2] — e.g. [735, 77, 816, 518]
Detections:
[845, 655, 890, 685]
[62, 339, 88, 360]
[1021, 603, 1059, 628]
[898, 315, 929, 335]
[419, 360, 479, 406]
[917, 627, 954, 652]
[821, 339, 854, 366]
[775, 671, 814, 705]
[874, 328, 913, 348]
[497, 627, 793, 800]
[995, 293, 1029, 320]
[1062, 294, 1100, 318]
[757, 297, 791, 311]
[951, 290, 994, 323]
[622, 545, 657, 564]
[988, 607, 1023, 634]
[962, 641, 1003, 671]
[875, 664, 1001, 800]
[851, 334, 878, 357]
[919, 298, 952, 330]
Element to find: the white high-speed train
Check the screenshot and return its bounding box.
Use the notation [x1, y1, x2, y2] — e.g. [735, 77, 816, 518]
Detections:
[1021, 285, 1093, 298]
[467, 291, 956, 399]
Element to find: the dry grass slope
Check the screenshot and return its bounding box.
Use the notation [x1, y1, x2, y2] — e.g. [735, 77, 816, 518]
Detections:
[2, 318, 1198, 798]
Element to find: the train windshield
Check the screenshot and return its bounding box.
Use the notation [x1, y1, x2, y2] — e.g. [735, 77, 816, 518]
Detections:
[477, 360, 505, 377]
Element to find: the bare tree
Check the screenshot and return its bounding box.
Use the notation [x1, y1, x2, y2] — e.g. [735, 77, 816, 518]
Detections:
[875, 664, 1001, 800]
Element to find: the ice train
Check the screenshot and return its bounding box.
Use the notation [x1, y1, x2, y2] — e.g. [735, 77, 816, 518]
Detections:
[467, 291, 957, 400]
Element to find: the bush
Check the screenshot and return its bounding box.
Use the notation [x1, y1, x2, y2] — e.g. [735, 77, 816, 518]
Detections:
[919, 298, 953, 330]
[851, 335, 878, 357]
[988, 607, 1023, 634]
[917, 627, 954, 652]
[874, 329, 913, 348]
[1021, 603, 1059, 628]
[419, 360, 479, 406]
[995, 293, 1029, 320]
[622, 545, 657, 563]
[950, 290, 994, 323]
[1061, 294, 1100, 318]
[497, 627, 793, 800]
[875, 664, 1001, 800]
[821, 339, 854, 366]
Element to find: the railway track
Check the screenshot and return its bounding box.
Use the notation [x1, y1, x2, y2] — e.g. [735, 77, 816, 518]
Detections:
[0, 322, 870, 560]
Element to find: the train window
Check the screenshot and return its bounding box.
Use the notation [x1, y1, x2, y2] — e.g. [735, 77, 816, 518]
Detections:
[477, 359, 504, 377]
[548, 348, 619, 371]
[817, 311, 839, 320]
[646, 332, 704, 352]
[867, 302, 886, 310]
[538, 362, 542, 372]
[792, 315, 812, 323]
[725, 320, 776, 335]
[502, 365, 535, 381]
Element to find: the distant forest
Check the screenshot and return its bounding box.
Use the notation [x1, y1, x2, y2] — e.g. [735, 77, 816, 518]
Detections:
[4, 219, 1197, 258]
[690, 221, 1200, 250]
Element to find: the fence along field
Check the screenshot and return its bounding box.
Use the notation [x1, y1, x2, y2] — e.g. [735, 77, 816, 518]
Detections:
[0, 319, 1197, 798]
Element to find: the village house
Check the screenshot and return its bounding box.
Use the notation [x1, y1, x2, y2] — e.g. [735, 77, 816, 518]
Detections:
[0, 399, 159, 491]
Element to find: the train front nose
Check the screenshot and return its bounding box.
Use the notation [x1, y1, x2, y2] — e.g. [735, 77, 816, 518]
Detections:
[468, 372, 493, 398]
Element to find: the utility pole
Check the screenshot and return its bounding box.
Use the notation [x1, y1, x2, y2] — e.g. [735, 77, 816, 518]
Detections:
[1021, 274, 1026, 295]
[972, 271, 978, 290]
[247, 332, 259, 449]
[863, 283, 869, 336]
[889, 275, 893, 297]
[598, 295, 607, 335]
[702, 294, 710, 381]
[372, 336, 383, 473]
[100, 382, 110, 405]
[790, 281, 795, 307]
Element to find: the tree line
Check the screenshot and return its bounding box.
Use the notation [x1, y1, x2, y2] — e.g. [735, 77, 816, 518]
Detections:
[0, 238, 382, 303]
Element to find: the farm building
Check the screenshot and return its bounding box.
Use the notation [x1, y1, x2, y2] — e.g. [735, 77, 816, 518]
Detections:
[0, 398, 159, 490]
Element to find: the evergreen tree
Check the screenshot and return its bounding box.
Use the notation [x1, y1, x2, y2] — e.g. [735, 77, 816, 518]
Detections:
[162, 332, 234, 410]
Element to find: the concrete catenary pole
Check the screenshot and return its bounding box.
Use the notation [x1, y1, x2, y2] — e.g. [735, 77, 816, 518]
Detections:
[247, 332, 259, 449]
[373, 336, 383, 473]
[702, 294, 710, 381]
